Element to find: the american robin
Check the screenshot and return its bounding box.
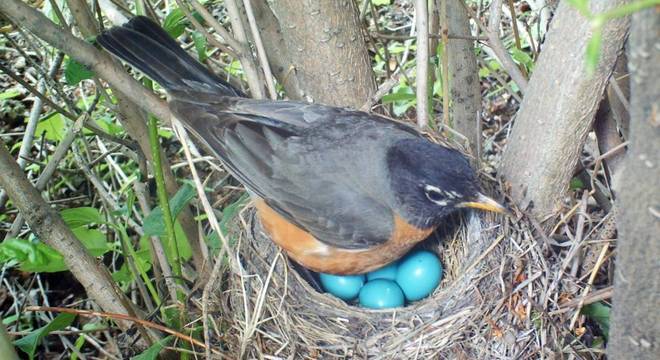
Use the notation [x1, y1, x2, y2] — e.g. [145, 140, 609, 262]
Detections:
[98, 16, 505, 275]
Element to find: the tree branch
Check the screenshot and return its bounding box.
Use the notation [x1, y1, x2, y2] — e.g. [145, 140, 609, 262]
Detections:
[501, 0, 629, 219]
[0, 139, 143, 333]
[415, 0, 429, 128]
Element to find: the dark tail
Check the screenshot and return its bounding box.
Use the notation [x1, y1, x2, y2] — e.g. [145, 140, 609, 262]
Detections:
[97, 16, 243, 97]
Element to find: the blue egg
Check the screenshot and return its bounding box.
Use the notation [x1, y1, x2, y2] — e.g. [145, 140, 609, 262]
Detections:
[319, 273, 365, 300]
[366, 261, 399, 281]
[359, 279, 405, 309]
[396, 250, 443, 301]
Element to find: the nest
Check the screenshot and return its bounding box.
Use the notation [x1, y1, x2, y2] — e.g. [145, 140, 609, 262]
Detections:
[204, 200, 552, 359]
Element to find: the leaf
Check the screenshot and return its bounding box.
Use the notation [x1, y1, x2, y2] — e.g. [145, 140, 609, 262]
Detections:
[582, 301, 610, 340]
[372, 0, 391, 5]
[0, 88, 21, 100]
[35, 113, 66, 142]
[131, 336, 173, 360]
[511, 48, 534, 71]
[206, 194, 249, 249]
[14, 313, 76, 359]
[71, 228, 110, 257]
[163, 8, 187, 38]
[143, 183, 196, 237]
[382, 91, 416, 103]
[192, 31, 208, 62]
[0, 238, 66, 273]
[60, 207, 103, 229]
[64, 57, 94, 85]
[0, 227, 111, 273]
[94, 115, 124, 136]
[570, 177, 585, 190]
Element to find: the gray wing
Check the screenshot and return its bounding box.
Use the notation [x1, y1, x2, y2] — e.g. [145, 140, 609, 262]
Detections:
[169, 97, 417, 249]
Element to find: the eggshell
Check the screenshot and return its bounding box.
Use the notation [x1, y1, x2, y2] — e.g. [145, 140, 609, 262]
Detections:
[366, 261, 398, 281]
[359, 279, 405, 309]
[395, 250, 443, 301]
[319, 273, 365, 300]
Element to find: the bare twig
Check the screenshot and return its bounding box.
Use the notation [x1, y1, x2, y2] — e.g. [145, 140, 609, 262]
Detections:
[0, 0, 170, 120]
[223, 0, 266, 99]
[241, 0, 278, 99]
[415, 0, 430, 128]
[372, 32, 486, 41]
[0, 53, 64, 209]
[24, 306, 226, 357]
[486, 0, 528, 92]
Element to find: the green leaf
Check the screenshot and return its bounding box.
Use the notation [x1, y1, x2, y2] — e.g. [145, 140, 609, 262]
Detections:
[94, 115, 124, 136]
[206, 193, 249, 249]
[131, 336, 173, 360]
[511, 48, 534, 71]
[143, 183, 196, 236]
[61, 207, 103, 229]
[582, 301, 610, 340]
[0, 238, 66, 273]
[382, 91, 416, 103]
[14, 313, 76, 359]
[35, 113, 66, 142]
[0, 88, 21, 100]
[64, 57, 94, 85]
[570, 177, 585, 190]
[585, 28, 603, 75]
[163, 9, 187, 38]
[0, 227, 111, 273]
[71, 228, 110, 257]
[372, 0, 391, 5]
[192, 31, 208, 62]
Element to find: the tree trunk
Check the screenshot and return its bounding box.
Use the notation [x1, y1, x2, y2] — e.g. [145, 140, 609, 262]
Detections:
[609, 8, 659, 360]
[251, 0, 303, 99]
[442, 0, 481, 156]
[267, 0, 376, 107]
[500, 0, 629, 220]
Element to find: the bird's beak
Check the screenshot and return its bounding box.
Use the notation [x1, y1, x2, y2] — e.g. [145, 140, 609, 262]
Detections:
[458, 193, 507, 214]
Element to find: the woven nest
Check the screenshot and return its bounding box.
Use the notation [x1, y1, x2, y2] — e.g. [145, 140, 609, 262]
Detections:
[206, 195, 544, 359]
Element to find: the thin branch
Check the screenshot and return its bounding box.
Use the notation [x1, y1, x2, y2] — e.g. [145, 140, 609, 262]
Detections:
[0, 0, 171, 120]
[223, 0, 266, 99]
[415, 0, 430, 128]
[486, 0, 528, 92]
[25, 306, 228, 357]
[242, 0, 278, 99]
[0, 139, 146, 334]
[459, 0, 528, 93]
[0, 53, 64, 209]
[373, 31, 486, 41]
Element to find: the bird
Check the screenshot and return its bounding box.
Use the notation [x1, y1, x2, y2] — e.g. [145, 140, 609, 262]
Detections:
[97, 16, 506, 275]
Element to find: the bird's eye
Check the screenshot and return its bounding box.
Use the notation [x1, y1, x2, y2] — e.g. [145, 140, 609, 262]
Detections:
[424, 185, 446, 205]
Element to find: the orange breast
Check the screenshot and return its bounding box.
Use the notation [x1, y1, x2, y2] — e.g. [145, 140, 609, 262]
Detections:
[254, 199, 433, 274]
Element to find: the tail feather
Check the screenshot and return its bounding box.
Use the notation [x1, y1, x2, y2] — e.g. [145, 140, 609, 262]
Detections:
[97, 16, 243, 97]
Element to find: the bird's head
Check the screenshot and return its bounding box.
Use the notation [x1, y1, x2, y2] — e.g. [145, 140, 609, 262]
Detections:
[387, 138, 506, 228]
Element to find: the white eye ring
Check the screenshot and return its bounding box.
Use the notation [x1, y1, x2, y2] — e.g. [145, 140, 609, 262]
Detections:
[424, 185, 448, 206]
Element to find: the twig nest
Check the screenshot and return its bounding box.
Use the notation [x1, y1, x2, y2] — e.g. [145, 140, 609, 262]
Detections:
[220, 208, 506, 358]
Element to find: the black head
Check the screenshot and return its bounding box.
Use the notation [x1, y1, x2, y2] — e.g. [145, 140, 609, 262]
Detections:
[387, 138, 505, 228]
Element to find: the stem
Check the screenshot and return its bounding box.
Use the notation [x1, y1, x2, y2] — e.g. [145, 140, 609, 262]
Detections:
[147, 115, 182, 285]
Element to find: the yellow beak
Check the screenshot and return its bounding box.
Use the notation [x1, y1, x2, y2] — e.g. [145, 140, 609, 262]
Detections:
[458, 193, 507, 214]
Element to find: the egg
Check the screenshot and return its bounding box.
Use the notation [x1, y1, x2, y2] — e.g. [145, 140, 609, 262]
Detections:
[319, 273, 365, 300]
[366, 261, 398, 281]
[395, 250, 443, 301]
[358, 279, 405, 309]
